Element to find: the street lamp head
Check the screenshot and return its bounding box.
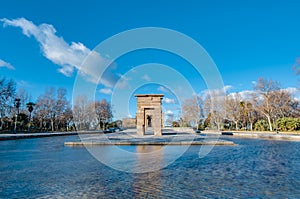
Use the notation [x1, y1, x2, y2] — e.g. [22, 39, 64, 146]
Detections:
[26, 102, 36, 113]
[15, 98, 21, 108]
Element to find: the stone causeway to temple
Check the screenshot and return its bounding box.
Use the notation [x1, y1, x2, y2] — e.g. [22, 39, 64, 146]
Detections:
[64, 128, 235, 146]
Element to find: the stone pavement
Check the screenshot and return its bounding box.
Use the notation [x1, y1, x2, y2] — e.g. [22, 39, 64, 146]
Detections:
[64, 129, 235, 146]
[222, 131, 300, 141]
[0, 131, 96, 141]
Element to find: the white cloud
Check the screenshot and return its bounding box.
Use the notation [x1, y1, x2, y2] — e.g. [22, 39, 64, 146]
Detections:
[165, 110, 174, 116]
[142, 74, 151, 81]
[236, 87, 300, 101]
[200, 85, 231, 98]
[17, 80, 32, 88]
[163, 97, 175, 104]
[157, 86, 168, 92]
[1, 18, 122, 88]
[99, 88, 113, 95]
[77, 50, 118, 87]
[114, 74, 131, 89]
[283, 87, 297, 94]
[1, 18, 91, 76]
[228, 87, 300, 101]
[0, 59, 15, 70]
[223, 85, 233, 93]
[233, 90, 254, 100]
[0, 18, 123, 87]
[282, 87, 300, 101]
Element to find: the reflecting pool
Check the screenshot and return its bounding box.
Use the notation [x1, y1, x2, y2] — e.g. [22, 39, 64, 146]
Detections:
[1, 135, 300, 198]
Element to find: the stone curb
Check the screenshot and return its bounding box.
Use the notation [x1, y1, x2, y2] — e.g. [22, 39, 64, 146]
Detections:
[64, 140, 235, 146]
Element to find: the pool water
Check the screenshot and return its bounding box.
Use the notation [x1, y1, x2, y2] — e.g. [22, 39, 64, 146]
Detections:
[0, 135, 300, 198]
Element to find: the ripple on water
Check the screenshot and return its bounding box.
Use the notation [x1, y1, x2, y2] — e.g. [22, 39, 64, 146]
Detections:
[1, 136, 300, 198]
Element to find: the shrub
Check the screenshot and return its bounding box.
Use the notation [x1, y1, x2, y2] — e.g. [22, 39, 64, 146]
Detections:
[276, 117, 300, 131]
[198, 123, 206, 131]
[172, 121, 180, 127]
[254, 120, 269, 131]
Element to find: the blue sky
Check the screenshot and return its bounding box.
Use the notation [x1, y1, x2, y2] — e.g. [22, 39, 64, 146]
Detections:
[0, 0, 300, 120]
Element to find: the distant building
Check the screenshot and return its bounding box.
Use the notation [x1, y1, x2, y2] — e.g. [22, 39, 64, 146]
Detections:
[122, 118, 136, 128]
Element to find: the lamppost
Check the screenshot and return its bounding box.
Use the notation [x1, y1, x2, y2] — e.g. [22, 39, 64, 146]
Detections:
[26, 102, 35, 132]
[14, 98, 21, 133]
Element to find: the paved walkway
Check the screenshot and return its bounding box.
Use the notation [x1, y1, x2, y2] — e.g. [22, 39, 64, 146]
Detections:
[2, 129, 300, 142]
[65, 129, 235, 146]
[202, 130, 300, 141]
[0, 131, 99, 141]
[223, 131, 300, 141]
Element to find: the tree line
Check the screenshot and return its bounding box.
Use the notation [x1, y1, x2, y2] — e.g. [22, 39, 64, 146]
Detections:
[0, 77, 112, 132]
[1, 76, 299, 133]
[179, 78, 300, 132]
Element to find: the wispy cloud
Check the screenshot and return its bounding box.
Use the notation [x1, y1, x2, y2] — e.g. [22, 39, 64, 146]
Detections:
[17, 80, 32, 88]
[0, 59, 15, 70]
[223, 85, 232, 93]
[163, 97, 175, 104]
[282, 87, 300, 101]
[114, 74, 130, 89]
[227, 87, 300, 101]
[234, 90, 254, 99]
[201, 85, 232, 98]
[251, 81, 257, 85]
[157, 86, 168, 92]
[99, 88, 113, 95]
[293, 58, 300, 75]
[165, 110, 174, 115]
[1, 18, 90, 76]
[142, 74, 151, 81]
[1, 17, 121, 89]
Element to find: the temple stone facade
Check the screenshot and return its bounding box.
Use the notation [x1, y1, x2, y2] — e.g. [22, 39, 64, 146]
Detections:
[135, 94, 164, 136]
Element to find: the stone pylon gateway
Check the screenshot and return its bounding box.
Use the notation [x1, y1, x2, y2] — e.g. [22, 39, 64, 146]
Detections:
[135, 94, 164, 136]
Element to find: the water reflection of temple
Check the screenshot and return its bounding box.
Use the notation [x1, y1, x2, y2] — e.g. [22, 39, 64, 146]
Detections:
[132, 145, 164, 198]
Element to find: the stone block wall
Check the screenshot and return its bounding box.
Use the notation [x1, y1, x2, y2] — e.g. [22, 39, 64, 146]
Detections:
[135, 94, 164, 136]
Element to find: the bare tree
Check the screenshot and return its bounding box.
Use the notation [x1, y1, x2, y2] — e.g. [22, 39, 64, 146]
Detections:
[35, 87, 71, 131]
[46, 88, 56, 131]
[34, 88, 55, 131]
[73, 95, 97, 130]
[204, 90, 225, 131]
[253, 78, 280, 131]
[54, 88, 70, 130]
[65, 107, 74, 131]
[16, 88, 31, 114]
[0, 78, 16, 130]
[273, 89, 299, 118]
[181, 96, 203, 128]
[34, 96, 48, 130]
[95, 99, 113, 130]
[224, 93, 242, 130]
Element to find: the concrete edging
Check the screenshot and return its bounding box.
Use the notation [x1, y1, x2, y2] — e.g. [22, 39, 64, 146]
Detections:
[64, 140, 235, 146]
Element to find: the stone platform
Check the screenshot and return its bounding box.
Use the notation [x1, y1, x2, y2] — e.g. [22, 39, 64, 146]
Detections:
[64, 129, 235, 146]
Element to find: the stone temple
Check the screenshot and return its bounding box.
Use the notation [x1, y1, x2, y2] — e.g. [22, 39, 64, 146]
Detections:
[135, 94, 164, 136]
